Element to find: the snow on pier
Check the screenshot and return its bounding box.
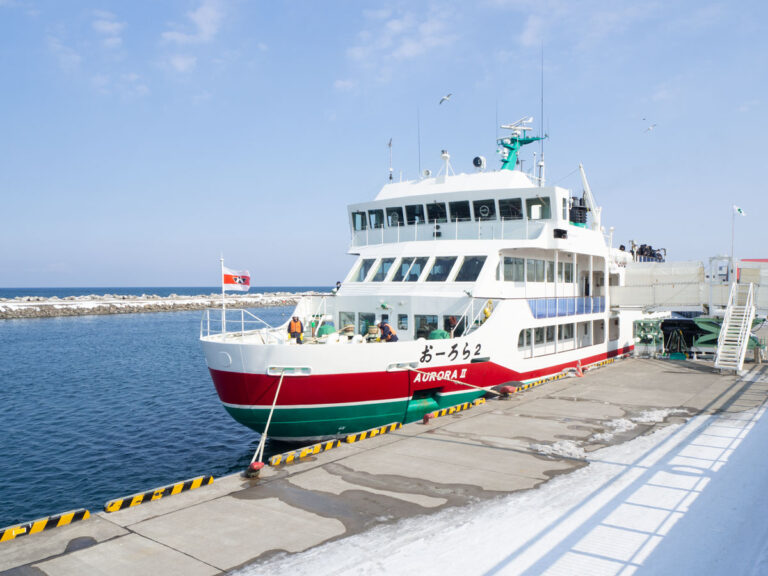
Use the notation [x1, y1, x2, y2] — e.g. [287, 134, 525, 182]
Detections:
[0, 292, 323, 319]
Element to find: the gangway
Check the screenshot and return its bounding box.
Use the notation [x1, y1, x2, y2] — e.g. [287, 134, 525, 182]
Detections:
[714, 283, 756, 372]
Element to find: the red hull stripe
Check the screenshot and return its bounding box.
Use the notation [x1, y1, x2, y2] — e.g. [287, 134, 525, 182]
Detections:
[210, 346, 633, 408]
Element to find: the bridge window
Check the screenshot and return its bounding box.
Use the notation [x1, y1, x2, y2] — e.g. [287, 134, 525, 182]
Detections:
[391, 257, 413, 282]
[404, 257, 429, 282]
[386, 207, 404, 227]
[426, 256, 457, 282]
[406, 204, 425, 225]
[456, 256, 486, 282]
[352, 211, 367, 231]
[449, 201, 471, 222]
[526, 197, 551, 220]
[473, 199, 496, 221]
[499, 198, 523, 220]
[503, 257, 525, 281]
[371, 258, 395, 282]
[426, 202, 447, 223]
[368, 209, 384, 229]
[352, 258, 375, 282]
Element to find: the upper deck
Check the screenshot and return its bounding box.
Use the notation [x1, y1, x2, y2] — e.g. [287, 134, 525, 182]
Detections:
[348, 170, 594, 250]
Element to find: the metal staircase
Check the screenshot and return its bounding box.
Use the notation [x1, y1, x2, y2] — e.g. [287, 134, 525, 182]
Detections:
[715, 283, 756, 372]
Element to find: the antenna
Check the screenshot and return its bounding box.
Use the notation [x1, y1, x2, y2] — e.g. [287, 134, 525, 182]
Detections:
[388, 138, 393, 181]
[417, 106, 422, 179]
[539, 44, 545, 186]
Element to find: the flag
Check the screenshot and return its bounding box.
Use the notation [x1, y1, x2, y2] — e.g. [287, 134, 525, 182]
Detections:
[222, 266, 250, 292]
[733, 205, 746, 216]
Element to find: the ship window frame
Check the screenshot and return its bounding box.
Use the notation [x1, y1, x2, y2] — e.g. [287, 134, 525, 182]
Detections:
[386, 207, 405, 227]
[426, 256, 458, 282]
[426, 202, 447, 223]
[398, 314, 408, 331]
[352, 211, 367, 231]
[526, 197, 552, 220]
[415, 314, 438, 339]
[527, 259, 546, 282]
[455, 256, 486, 282]
[368, 209, 385, 229]
[371, 257, 395, 282]
[391, 257, 413, 282]
[499, 198, 523, 221]
[358, 312, 375, 336]
[405, 204, 426, 225]
[448, 200, 471, 222]
[405, 257, 429, 282]
[352, 258, 376, 282]
[339, 311, 355, 332]
[503, 256, 525, 282]
[473, 199, 496, 221]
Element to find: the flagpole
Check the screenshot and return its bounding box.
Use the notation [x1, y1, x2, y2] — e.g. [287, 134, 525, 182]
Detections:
[221, 255, 226, 334]
[730, 206, 735, 282]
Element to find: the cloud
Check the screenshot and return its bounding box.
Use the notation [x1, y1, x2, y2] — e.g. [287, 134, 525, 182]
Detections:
[92, 10, 125, 49]
[47, 36, 81, 71]
[168, 54, 197, 73]
[162, 0, 224, 45]
[346, 7, 456, 78]
[334, 79, 357, 92]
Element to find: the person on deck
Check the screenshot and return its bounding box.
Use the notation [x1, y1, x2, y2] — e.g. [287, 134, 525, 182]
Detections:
[378, 321, 398, 342]
[288, 316, 304, 344]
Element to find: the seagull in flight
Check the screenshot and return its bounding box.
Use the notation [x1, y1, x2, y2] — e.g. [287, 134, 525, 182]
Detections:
[645, 123, 657, 132]
[439, 93, 452, 105]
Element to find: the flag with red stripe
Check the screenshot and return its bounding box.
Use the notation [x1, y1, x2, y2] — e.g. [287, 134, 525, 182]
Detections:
[222, 266, 250, 292]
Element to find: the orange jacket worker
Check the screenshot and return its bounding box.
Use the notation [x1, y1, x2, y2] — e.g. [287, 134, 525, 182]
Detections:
[288, 316, 304, 344]
[378, 321, 398, 342]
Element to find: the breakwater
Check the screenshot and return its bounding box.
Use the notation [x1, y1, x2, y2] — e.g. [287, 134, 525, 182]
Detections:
[0, 292, 323, 319]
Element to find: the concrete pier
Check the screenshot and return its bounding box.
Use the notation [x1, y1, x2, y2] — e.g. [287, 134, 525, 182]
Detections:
[2, 358, 765, 575]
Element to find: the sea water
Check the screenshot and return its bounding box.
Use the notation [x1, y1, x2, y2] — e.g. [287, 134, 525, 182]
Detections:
[0, 298, 309, 528]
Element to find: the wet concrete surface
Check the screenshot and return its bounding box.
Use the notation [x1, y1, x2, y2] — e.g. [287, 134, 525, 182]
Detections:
[2, 358, 764, 575]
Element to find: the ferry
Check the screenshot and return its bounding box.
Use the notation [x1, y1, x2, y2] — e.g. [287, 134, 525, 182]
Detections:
[200, 118, 641, 441]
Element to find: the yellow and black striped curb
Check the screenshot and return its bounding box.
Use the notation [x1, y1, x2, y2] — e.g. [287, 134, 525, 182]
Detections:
[345, 421, 402, 443]
[269, 438, 342, 466]
[104, 475, 213, 513]
[427, 397, 486, 420]
[1, 509, 90, 543]
[515, 353, 631, 394]
[268, 422, 403, 467]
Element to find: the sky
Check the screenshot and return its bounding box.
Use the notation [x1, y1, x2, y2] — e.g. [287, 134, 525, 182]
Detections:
[1, 0, 766, 287]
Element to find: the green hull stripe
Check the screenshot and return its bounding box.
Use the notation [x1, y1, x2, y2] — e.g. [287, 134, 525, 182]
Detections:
[226, 389, 485, 438]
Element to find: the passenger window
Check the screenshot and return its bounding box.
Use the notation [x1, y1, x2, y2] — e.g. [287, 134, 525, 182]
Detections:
[415, 315, 438, 339]
[386, 207, 404, 227]
[368, 209, 384, 229]
[398, 314, 408, 331]
[473, 199, 496, 221]
[426, 257, 457, 281]
[426, 202, 447, 223]
[371, 258, 395, 282]
[526, 197, 551, 220]
[358, 313, 375, 335]
[353, 258, 375, 282]
[498, 198, 523, 220]
[448, 201, 471, 222]
[406, 204, 425, 225]
[405, 257, 429, 282]
[352, 211, 367, 231]
[339, 311, 355, 331]
[455, 256, 486, 282]
[503, 257, 524, 281]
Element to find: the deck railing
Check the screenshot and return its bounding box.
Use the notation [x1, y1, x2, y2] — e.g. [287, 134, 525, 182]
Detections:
[350, 218, 546, 246]
[200, 308, 280, 341]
